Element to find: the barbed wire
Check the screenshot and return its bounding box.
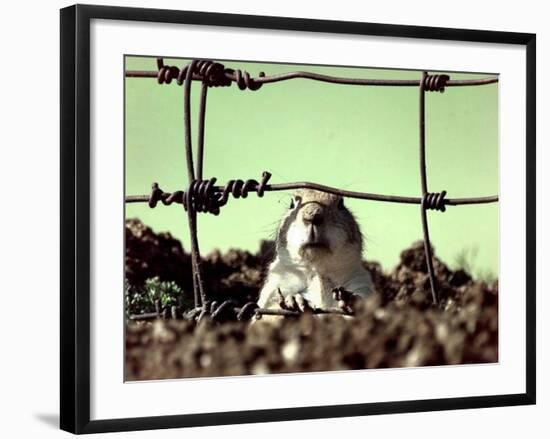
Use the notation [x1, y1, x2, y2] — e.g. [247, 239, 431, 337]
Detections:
[124, 58, 499, 319]
[126, 60, 497, 89]
[125, 175, 498, 211]
[128, 299, 350, 323]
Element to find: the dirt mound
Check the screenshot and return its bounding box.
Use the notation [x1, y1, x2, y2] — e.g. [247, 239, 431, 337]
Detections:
[125, 219, 273, 310]
[126, 282, 497, 380]
[125, 219, 497, 380]
[125, 218, 193, 291]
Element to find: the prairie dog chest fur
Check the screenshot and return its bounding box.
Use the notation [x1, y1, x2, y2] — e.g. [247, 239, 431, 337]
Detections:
[257, 189, 373, 311]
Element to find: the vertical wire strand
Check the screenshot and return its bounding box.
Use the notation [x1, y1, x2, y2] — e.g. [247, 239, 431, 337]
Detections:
[196, 82, 208, 180]
[419, 71, 439, 306]
[184, 61, 197, 182]
[183, 60, 207, 309]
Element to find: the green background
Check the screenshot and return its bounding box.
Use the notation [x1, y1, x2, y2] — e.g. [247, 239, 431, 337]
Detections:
[125, 56, 499, 278]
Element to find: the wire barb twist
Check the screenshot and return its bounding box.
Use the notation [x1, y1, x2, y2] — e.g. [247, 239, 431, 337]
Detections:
[423, 74, 450, 92]
[156, 58, 264, 90]
[229, 68, 265, 91]
[423, 191, 448, 212]
[147, 172, 272, 215]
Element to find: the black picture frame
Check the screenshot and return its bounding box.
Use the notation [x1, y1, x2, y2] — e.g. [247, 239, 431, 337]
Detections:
[60, 4, 536, 434]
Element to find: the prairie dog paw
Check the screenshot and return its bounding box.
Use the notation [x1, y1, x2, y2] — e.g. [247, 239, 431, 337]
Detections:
[277, 289, 314, 313]
[332, 287, 362, 314]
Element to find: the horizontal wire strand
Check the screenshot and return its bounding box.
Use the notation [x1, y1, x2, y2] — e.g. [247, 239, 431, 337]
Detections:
[126, 69, 498, 87]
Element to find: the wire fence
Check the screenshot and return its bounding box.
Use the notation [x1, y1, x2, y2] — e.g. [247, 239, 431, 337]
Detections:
[124, 58, 499, 322]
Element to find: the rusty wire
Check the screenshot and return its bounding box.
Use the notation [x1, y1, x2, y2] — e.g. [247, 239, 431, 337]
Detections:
[126, 64, 497, 88]
[128, 301, 349, 322]
[183, 60, 204, 309]
[125, 177, 498, 210]
[419, 71, 438, 305]
[125, 58, 499, 319]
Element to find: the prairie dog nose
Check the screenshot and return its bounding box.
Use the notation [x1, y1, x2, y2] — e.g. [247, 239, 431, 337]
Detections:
[302, 204, 324, 226]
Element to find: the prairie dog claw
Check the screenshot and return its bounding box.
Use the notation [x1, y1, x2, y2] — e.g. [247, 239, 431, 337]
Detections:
[332, 287, 361, 314]
[278, 290, 314, 313]
[295, 294, 313, 312]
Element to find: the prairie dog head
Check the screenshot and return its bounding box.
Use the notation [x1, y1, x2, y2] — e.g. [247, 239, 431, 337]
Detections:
[276, 189, 363, 269]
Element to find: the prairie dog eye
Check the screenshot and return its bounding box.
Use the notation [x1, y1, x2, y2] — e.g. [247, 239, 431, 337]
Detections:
[338, 198, 345, 210]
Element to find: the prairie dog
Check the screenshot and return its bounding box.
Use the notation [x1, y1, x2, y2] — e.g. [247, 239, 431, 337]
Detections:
[257, 189, 373, 314]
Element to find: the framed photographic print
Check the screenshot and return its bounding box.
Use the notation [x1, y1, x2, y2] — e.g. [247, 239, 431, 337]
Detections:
[60, 4, 536, 434]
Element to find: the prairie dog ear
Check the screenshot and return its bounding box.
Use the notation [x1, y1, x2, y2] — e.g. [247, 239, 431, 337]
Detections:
[289, 195, 302, 209]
